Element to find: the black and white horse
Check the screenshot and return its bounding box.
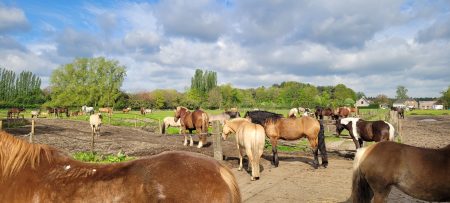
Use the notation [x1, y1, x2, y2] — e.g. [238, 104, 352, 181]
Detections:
[335, 117, 395, 149]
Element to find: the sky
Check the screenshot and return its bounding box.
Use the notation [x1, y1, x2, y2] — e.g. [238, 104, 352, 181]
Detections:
[1, 0, 449, 97]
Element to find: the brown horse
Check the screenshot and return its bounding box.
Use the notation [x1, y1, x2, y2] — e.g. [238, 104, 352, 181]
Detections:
[335, 107, 350, 118]
[7, 107, 25, 119]
[391, 106, 405, 119]
[350, 107, 358, 116]
[99, 107, 113, 116]
[55, 107, 70, 118]
[174, 106, 209, 148]
[315, 107, 335, 120]
[352, 142, 450, 203]
[263, 116, 328, 168]
[0, 131, 241, 202]
[336, 117, 395, 149]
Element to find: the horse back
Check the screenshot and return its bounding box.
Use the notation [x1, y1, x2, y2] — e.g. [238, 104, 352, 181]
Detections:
[357, 120, 390, 142]
[277, 117, 320, 140]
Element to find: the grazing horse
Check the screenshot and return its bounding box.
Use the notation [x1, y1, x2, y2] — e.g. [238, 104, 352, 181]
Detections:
[55, 107, 69, 118]
[161, 116, 182, 134]
[70, 111, 81, 117]
[315, 107, 336, 120]
[208, 112, 231, 125]
[352, 142, 450, 203]
[222, 118, 265, 180]
[140, 108, 152, 115]
[174, 106, 209, 148]
[335, 117, 395, 149]
[335, 107, 351, 118]
[244, 110, 283, 125]
[31, 109, 40, 118]
[225, 111, 240, 118]
[81, 105, 95, 115]
[0, 131, 241, 203]
[122, 107, 131, 113]
[99, 107, 113, 116]
[89, 113, 102, 137]
[391, 106, 404, 119]
[263, 116, 328, 168]
[7, 107, 25, 119]
[46, 107, 56, 117]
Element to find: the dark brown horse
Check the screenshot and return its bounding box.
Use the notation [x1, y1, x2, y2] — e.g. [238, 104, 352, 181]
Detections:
[391, 106, 405, 119]
[315, 107, 336, 120]
[174, 106, 209, 148]
[7, 107, 25, 119]
[352, 142, 450, 203]
[246, 111, 328, 168]
[46, 107, 56, 117]
[55, 107, 69, 118]
[335, 117, 395, 149]
[0, 131, 241, 202]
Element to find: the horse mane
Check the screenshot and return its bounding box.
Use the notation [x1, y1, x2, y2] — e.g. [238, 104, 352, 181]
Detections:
[245, 110, 283, 125]
[0, 131, 54, 179]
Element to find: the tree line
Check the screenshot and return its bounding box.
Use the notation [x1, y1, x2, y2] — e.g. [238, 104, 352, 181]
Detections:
[2, 57, 449, 110]
[0, 67, 45, 108]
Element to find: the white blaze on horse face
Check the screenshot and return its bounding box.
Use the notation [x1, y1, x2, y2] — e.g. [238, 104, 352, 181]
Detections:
[384, 121, 396, 141]
[64, 165, 71, 170]
[340, 117, 361, 139]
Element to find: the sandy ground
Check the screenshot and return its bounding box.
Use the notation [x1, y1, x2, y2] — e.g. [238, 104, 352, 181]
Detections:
[4, 115, 450, 203]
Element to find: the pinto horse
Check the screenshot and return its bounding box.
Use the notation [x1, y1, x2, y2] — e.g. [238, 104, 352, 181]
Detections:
[222, 118, 265, 180]
[7, 107, 25, 119]
[352, 142, 450, 203]
[0, 131, 241, 202]
[174, 106, 209, 148]
[335, 117, 395, 149]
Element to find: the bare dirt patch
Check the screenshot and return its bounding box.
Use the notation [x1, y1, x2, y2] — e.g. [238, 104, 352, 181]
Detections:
[4, 115, 450, 203]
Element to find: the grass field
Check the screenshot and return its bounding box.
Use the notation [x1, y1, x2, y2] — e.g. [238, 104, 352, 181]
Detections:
[406, 109, 450, 116]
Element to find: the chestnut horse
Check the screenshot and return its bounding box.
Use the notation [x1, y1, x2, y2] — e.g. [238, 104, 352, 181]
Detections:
[222, 118, 265, 180]
[174, 106, 209, 148]
[0, 131, 241, 202]
[99, 107, 113, 116]
[335, 117, 395, 149]
[335, 107, 350, 118]
[7, 107, 25, 119]
[352, 142, 450, 203]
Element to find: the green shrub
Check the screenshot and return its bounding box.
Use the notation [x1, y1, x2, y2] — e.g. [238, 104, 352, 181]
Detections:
[73, 151, 134, 163]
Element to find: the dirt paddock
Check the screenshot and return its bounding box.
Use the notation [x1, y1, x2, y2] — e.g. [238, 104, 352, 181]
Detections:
[4, 115, 450, 203]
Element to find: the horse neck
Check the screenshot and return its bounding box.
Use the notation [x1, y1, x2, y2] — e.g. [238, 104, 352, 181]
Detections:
[227, 119, 248, 131]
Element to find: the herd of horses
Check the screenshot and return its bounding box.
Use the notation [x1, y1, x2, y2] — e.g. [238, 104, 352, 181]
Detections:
[1, 105, 448, 202]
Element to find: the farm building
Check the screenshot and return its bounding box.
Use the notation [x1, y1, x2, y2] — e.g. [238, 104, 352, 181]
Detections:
[393, 99, 418, 109]
[355, 97, 370, 107]
[419, 100, 437, 109]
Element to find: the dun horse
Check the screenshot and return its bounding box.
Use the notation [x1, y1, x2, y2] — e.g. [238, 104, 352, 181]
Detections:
[352, 142, 450, 203]
[222, 118, 265, 180]
[99, 107, 113, 116]
[0, 131, 241, 202]
[208, 112, 231, 125]
[335, 117, 395, 149]
[174, 106, 209, 148]
[161, 116, 182, 134]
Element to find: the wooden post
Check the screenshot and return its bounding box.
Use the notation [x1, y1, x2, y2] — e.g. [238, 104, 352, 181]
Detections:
[108, 115, 111, 124]
[0, 120, 2, 130]
[91, 130, 95, 152]
[29, 119, 35, 143]
[212, 121, 223, 161]
[134, 115, 137, 128]
[158, 119, 162, 134]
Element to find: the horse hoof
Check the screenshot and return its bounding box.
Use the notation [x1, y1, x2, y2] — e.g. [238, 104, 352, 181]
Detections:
[189, 143, 194, 147]
[250, 177, 255, 181]
[197, 145, 202, 148]
[322, 162, 328, 168]
[238, 167, 242, 171]
[183, 142, 187, 146]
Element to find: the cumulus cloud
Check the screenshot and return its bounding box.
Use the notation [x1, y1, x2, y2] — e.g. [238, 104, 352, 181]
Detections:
[0, 6, 29, 33]
[416, 19, 450, 43]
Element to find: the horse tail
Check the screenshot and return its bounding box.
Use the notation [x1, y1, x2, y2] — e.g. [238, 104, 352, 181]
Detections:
[384, 121, 396, 141]
[161, 119, 166, 134]
[251, 124, 260, 179]
[318, 120, 328, 167]
[201, 112, 209, 134]
[219, 164, 242, 203]
[352, 146, 375, 203]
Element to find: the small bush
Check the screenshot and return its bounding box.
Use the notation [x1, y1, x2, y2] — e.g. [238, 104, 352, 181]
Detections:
[73, 151, 134, 163]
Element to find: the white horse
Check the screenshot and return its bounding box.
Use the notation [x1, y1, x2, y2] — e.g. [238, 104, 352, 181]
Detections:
[161, 116, 181, 134]
[31, 109, 40, 118]
[82, 105, 95, 115]
[89, 113, 102, 136]
[222, 118, 266, 181]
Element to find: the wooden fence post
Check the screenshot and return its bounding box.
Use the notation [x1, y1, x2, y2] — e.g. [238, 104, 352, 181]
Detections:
[29, 119, 35, 143]
[134, 115, 137, 128]
[212, 121, 223, 161]
[91, 130, 95, 152]
[158, 119, 162, 134]
[0, 120, 2, 131]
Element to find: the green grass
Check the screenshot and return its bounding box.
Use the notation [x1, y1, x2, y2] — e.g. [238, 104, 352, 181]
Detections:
[264, 136, 345, 152]
[73, 151, 134, 163]
[406, 109, 450, 116]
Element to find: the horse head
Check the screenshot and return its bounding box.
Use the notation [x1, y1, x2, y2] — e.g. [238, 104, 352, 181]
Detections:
[335, 118, 345, 135]
[174, 106, 188, 122]
[221, 121, 233, 140]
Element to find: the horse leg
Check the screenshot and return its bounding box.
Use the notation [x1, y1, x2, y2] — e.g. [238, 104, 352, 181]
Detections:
[309, 137, 320, 169]
[373, 189, 390, 203]
[238, 145, 244, 171]
[182, 128, 188, 146]
[270, 138, 279, 167]
[197, 133, 203, 148]
[189, 134, 194, 146]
